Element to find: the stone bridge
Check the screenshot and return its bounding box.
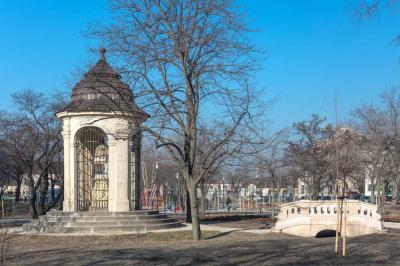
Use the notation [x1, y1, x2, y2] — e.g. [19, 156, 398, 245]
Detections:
[274, 200, 384, 237]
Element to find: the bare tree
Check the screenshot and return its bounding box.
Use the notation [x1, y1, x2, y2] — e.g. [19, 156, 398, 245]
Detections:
[355, 1, 400, 51]
[355, 0, 398, 20]
[0, 113, 29, 202]
[352, 103, 392, 209]
[254, 130, 288, 218]
[195, 116, 265, 214]
[0, 89, 64, 218]
[380, 89, 400, 205]
[351, 89, 400, 207]
[257, 150, 282, 218]
[88, 0, 261, 240]
[329, 127, 366, 198]
[285, 115, 334, 200]
[0, 156, 10, 203]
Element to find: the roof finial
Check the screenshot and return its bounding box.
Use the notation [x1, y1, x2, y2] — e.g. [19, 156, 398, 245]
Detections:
[99, 47, 106, 60]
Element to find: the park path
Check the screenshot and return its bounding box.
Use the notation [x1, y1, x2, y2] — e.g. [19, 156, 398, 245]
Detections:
[151, 223, 273, 234]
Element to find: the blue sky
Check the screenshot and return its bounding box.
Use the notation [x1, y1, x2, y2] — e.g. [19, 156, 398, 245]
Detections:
[0, 0, 399, 131]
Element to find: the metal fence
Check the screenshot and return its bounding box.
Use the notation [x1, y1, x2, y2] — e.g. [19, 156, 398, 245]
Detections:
[0, 200, 30, 218]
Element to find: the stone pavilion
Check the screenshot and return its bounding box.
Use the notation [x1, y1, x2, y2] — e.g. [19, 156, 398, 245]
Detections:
[56, 47, 148, 212]
[23, 48, 180, 233]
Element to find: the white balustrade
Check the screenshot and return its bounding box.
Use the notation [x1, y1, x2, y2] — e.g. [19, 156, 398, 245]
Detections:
[275, 200, 384, 237]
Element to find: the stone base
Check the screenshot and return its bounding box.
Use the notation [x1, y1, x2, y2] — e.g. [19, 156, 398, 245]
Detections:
[274, 217, 384, 237]
[23, 210, 182, 234]
[109, 200, 130, 212]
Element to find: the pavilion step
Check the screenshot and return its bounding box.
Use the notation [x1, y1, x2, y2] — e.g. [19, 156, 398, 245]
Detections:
[53, 218, 176, 227]
[41, 214, 168, 223]
[23, 211, 182, 234]
[48, 222, 182, 234]
[46, 210, 160, 217]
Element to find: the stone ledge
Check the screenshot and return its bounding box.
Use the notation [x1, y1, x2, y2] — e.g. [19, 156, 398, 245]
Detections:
[23, 210, 182, 234]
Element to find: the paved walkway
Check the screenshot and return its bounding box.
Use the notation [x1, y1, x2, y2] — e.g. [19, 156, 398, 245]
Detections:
[151, 223, 272, 234]
[383, 221, 400, 229]
[4, 218, 400, 236]
[10, 222, 272, 236]
[153, 221, 400, 234]
[0, 218, 30, 225]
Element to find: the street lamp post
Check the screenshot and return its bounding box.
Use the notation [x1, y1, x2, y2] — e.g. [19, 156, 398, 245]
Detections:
[222, 177, 225, 210]
[164, 184, 168, 212]
[176, 173, 179, 213]
[216, 187, 219, 210]
[154, 162, 159, 210]
[256, 170, 259, 212]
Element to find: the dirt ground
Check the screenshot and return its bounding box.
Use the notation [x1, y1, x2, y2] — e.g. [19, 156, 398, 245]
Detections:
[383, 207, 400, 222]
[3, 223, 400, 266]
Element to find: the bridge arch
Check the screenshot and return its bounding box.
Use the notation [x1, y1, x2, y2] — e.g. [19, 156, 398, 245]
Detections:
[315, 229, 339, 238]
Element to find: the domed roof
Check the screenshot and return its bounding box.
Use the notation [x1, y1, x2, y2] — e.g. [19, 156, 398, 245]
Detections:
[59, 48, 148, 119]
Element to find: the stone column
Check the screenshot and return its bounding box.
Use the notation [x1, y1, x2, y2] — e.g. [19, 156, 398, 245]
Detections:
[62, 117, 77, 212]
[108, 130, 130, 212]
[62, 129, 70, 212]
[107, 137, 116, 211]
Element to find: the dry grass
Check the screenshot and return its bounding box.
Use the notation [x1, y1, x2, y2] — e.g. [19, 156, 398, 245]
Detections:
[4, 229, 400, 265]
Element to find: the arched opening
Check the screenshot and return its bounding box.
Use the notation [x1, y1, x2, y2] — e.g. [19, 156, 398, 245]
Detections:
[315, 229, 339, 238]
[76, 127, 109, 211]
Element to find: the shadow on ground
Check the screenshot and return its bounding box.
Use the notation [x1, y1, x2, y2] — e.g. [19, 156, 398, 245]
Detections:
[6, 229, 400, 265]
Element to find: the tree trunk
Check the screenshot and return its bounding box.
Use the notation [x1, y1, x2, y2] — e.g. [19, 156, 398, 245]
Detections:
[50, 182, 55, 203]
[392, 181, 398, 206]
[185, 189, 192, 223]
[200, 183, 206, 218]
[15, 179, 22, 202]
[370, 179, 376, 204]
[38, 174, 49, 215]
[188, 183, 201, 241]
[29, 191, 38, 219]
[376, 177, 383, 213]
[58, 192, 64, 211]
[270, 181, 275, 219]
[312, 183, 319, 200]
[271, 188, 275, 219]
[27, 173, 38, 218]
[45, 186, 63, 211]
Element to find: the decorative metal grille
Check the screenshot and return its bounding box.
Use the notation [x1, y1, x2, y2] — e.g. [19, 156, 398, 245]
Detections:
[76, 127, 109, 211]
